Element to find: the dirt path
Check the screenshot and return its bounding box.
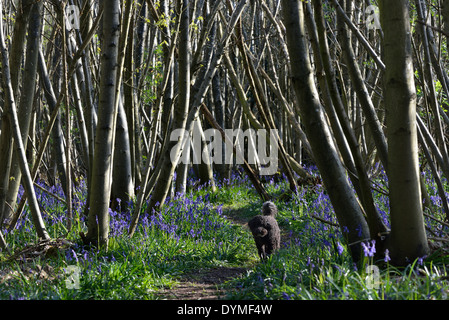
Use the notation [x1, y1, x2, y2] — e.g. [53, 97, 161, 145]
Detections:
[156, 206, 252, 300]
[156, 267, 247, 300]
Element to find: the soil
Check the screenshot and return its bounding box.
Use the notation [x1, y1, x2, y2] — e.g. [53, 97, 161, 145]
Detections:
[156, 266, 248, 300]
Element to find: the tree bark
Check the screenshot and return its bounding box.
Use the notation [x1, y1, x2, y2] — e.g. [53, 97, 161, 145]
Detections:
[282, 0, 369, 263]
[111, 0, 135, 211]
[444, 0, 449, 45]
[0, 0, 49, 240]
[380, 0, 430, 265]
[4, 1, 43, 226]
[83, 0, 121, 249]
[0, 0, 33, 226]
[146, 0, 191, 214]
[329, 0, 389, 240]
[112, 96, 135, 210]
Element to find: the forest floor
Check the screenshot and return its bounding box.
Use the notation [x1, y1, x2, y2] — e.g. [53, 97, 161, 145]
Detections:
[3, 174, 449, 300]
[156, 206, 253, 300]
[156, 266, 247, 299]
[155, 204, 294, 300]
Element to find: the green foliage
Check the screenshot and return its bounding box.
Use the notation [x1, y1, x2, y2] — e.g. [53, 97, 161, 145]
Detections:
[223, 170, 449, 300]
[0, 179, 255, 299]
[1, 170, 449, 300]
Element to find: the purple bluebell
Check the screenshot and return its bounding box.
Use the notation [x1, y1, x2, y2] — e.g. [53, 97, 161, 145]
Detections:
[361, 240, 376, 257]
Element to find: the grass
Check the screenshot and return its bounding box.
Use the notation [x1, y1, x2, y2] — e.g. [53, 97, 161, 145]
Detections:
[0, 174, 258, 300]
[1, 168, 449, 300]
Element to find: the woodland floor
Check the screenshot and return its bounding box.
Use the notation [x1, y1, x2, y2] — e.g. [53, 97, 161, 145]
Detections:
[155, 206, 289, 300]
[155, 206, 251, 300]
[156, 266, 248, 300]
[0, 198, 290, 300]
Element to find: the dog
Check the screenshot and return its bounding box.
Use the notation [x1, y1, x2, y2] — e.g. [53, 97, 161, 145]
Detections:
[248, 201, 280, 260]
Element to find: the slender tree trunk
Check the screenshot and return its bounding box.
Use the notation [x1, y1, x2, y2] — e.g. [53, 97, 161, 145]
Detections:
[212, 72, 226, 180]
[443, 0, 449, 46]
[146, 0, 191, 214]
[3, 1, 43, 227]
[124, 13, 141, 187]
[324, 0, 389, 240]
[67, 34, 90, 170]
[111, 0, 135, 211]
[282, 0, 369, 263]
[82, 0, 121, 249]
[415, 0, 449, 169]
[50, 34, 69, 197]
[175, 140, 190, 195]
[0, 104, 13, 227]
[334, 0, 388, 169]
[194, 118, 216, 190]
[379, 0, 429, 266]
[0, 0, 33, 226]
[62, 2, 73, 232]
[112, 96, 135, 210]
[0, 1, 49, 240]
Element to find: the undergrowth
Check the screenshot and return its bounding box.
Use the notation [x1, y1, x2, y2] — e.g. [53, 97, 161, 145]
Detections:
[1, 168, 449, 300]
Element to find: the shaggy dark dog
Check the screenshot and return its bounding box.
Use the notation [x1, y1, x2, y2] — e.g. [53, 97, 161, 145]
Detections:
[248, 201, 280, 260]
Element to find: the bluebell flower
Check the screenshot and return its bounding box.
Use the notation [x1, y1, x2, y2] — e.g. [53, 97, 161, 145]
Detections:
[307, 256, 315, 269]
[418, 256, 426, 266]
[337, 242, 344, 255]
[362, 240, 376, 257]
[384, 249, 391, 263]
[282, 292, 292, 300]
[71, 249, 79, 263]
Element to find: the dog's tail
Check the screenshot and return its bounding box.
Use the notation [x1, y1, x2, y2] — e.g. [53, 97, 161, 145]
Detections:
[253, 227, 268, 237]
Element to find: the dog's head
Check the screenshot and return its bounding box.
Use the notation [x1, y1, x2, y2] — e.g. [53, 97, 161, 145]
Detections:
[262, 201, 278, 217]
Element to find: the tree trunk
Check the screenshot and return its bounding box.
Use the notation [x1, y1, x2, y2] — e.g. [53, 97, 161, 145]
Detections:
[83, 0, 121, 249]
[334, 0, 388, 169]
[195, 118, 216, 190]
[212, 72, 226, 180]
[330, 0, 389, 240]
[0, 0, 49, 240]
[111, 0, 135, 211]
[0, 0, 33, 226]
[379, 0, 430, 265]
[112, 96, 135, 210]
[3, 1, 43, 227]
[146, 0, 191, 214]
[50, 34, 69, 197]
[282, 0, 369, 263]
[444, 0, 449, 46]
